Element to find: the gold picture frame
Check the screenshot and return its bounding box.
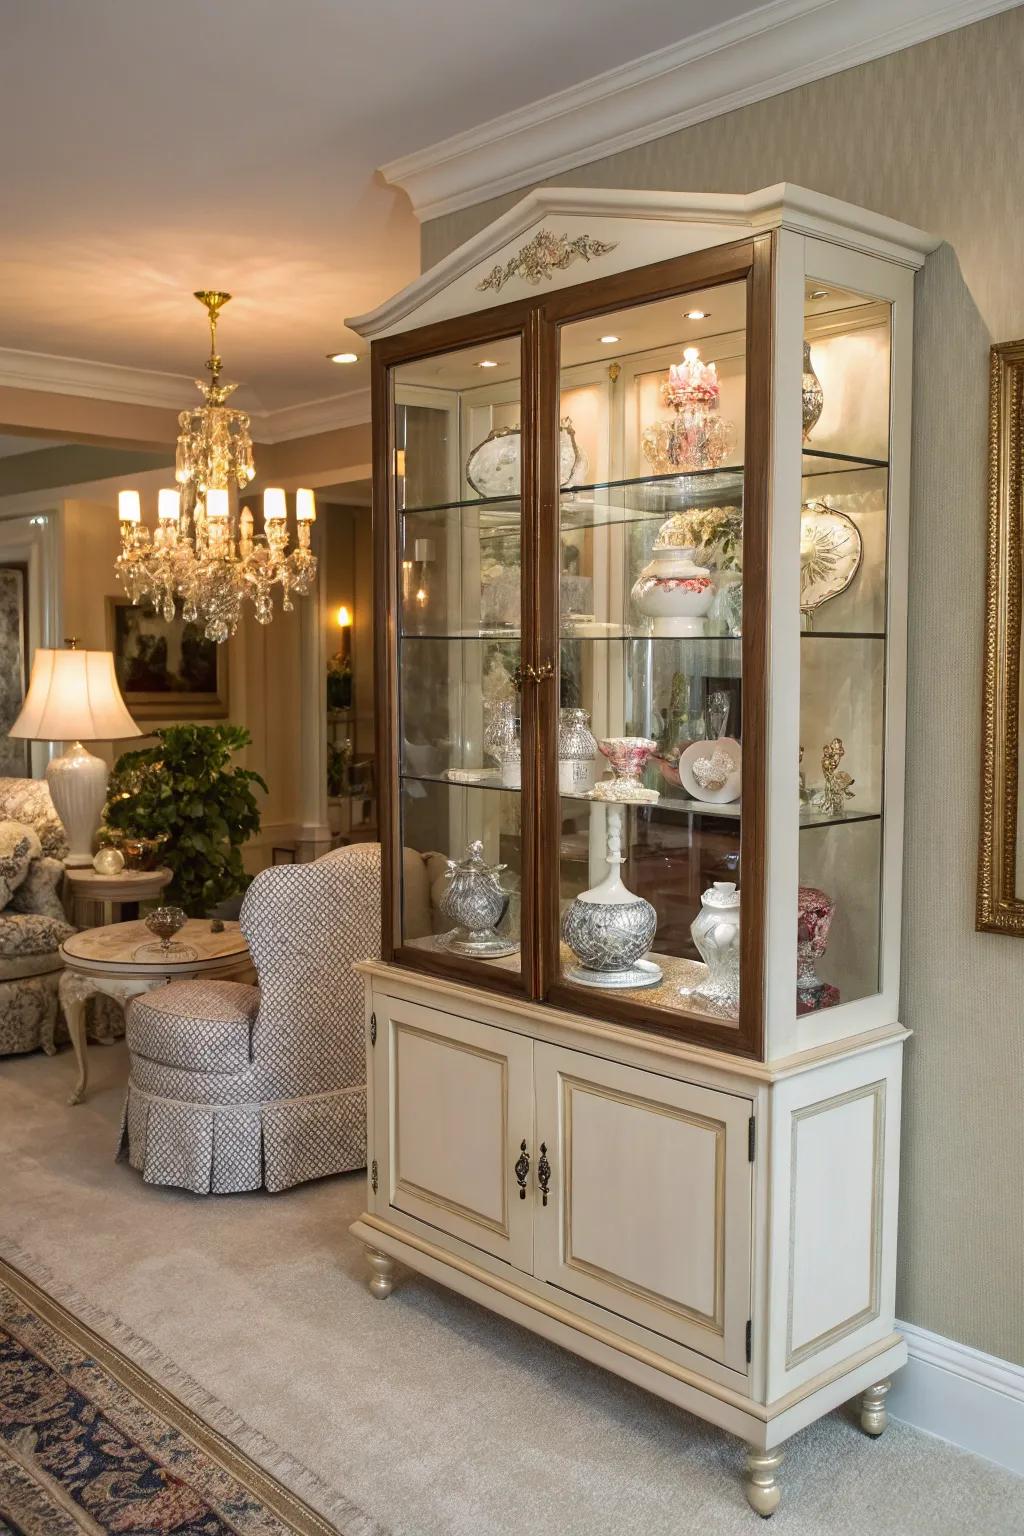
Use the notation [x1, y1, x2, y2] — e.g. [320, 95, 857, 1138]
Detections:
[106, 597, 229, 722]
[977, 339, 1024, 932]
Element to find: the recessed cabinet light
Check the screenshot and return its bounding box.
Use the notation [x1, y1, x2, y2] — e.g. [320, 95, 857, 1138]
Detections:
[685, 310, 709, 321]
[477, 359, 499, 368]
[600, 335, 620, 344]
[328, 351, 358, 364]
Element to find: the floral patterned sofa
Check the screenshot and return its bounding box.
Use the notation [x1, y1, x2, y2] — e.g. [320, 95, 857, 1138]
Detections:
[0, 777, 76, 1057]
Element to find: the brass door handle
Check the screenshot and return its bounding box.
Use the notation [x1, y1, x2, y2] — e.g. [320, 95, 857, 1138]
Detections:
[524, 661, 555, 683]
[537, 1141, 551, 1207]
[514, 1139, 530, 1199]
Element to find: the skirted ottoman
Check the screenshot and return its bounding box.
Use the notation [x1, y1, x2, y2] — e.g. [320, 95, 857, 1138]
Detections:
[119, 843, 380, 1195]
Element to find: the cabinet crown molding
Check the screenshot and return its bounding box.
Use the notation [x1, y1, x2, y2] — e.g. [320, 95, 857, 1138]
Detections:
[346, 184, 937, 341]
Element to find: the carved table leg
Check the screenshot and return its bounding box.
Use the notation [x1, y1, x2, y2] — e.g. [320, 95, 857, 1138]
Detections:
[59, 973, 93, 1106]
[366, 1247, 395, 1299]
[744, 1447, 783, 1518]
[860, 1378, 891, 1436]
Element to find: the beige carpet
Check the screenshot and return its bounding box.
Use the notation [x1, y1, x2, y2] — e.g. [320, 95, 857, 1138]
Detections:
[1, 1040, 1022, 1536]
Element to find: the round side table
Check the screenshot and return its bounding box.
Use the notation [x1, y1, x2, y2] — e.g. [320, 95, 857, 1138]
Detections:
[64, 866, 173, 929]
[59, 918, 255, 1106]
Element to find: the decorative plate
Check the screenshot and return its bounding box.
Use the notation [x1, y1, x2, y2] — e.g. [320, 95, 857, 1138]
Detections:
[800, 501, 863, 614]
[466, 418, 587, 497]
[678, 737, 742, 804]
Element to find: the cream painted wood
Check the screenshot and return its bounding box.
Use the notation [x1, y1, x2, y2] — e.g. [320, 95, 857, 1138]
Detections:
[763, 1040, 903, 1402]
[348, 186, 938, 339]
[533, 1043, 752, 1371]
[356, 966, 909, 1516]
[379, 995, 535, 1270]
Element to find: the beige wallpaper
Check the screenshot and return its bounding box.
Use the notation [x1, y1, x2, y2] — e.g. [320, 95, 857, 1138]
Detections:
[422, 8, 1024, 1365]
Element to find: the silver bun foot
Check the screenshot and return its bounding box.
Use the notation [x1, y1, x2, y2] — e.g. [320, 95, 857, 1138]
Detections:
[744, 1447, 783, 1518]
[860, 1378, 891, 1436]
[365, 1247, 395, 1300]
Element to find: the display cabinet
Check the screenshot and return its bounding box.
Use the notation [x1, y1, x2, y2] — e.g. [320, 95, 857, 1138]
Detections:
[348, 186, 935, 1515]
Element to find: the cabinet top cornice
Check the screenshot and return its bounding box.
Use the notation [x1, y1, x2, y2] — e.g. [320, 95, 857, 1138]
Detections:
[347, 184, 938, 341]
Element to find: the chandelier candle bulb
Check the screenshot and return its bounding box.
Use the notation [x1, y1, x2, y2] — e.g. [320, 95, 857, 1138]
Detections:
[206, 488, 229, 520]
[295, 488, 316, 522]
[118, 490, 141, 523]
[263, 487, 287, 523]
[157, 489, 180, 522]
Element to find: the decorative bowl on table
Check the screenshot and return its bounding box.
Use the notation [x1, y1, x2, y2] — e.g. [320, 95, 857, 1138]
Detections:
[133, 905, 199, 963]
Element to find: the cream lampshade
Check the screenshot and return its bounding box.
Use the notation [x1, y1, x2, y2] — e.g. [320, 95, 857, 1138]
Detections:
[8, 647, 142, 866]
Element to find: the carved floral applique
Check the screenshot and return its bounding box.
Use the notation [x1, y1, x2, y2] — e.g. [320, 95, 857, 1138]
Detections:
[477, 230, 617, 293]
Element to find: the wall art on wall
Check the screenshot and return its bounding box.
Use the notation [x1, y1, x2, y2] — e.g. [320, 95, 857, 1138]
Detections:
[106, 596, 228, 721]
[0, 566, 29, 774]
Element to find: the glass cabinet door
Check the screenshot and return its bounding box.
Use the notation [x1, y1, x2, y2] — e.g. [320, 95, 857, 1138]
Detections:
[543, 271, 767, 1046]
[386, 331, 533, 993]
[796, 281, 892, 1017]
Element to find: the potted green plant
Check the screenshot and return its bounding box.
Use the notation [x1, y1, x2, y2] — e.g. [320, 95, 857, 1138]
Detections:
[102, 724, 267, 916]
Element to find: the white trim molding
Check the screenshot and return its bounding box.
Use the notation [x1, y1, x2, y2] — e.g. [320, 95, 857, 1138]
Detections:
[347, 185, 938, 341]
[0, 345, 370, 443]
[381, 0, 1023, 220]
[891, 1320, 1024, 1476]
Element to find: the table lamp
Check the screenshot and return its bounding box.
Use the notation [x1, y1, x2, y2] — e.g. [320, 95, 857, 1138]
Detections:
[8, 643, 142, 866]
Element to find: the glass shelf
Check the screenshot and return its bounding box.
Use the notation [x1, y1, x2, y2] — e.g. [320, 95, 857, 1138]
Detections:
[401, 770, 880, 832]
[399, 449, 888, 521]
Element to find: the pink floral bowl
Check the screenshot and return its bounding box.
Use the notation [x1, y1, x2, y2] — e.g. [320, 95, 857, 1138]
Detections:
[598, 736, 658, 780]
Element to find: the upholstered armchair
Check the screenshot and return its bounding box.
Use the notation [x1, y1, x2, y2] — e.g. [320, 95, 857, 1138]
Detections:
[0, 777, 76, 1057]
[120, 842, 380, 1194]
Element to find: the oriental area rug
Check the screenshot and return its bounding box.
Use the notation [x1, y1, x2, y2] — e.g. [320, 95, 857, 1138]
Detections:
[0, 1257, 337, 1536]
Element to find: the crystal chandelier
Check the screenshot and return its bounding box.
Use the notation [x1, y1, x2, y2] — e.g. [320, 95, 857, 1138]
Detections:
[115, 291, 317, 643]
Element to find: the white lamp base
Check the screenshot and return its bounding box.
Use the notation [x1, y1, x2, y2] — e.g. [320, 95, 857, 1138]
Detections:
[46, 742, 109, 867]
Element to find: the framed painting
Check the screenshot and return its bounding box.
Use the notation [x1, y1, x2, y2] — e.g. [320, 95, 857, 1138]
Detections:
[106, 597, 228, 721]
[0, 565, 29, 774]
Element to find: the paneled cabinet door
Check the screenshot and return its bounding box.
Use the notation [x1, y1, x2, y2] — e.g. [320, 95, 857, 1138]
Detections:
[533, 1045, 753, 1371]
[381, 998, 534, 1270]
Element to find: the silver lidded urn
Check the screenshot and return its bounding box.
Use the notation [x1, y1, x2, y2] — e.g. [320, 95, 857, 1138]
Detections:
[438, 840, 518, 959]
[561, 804, 661, 988]
[683, 881, 741, 1014]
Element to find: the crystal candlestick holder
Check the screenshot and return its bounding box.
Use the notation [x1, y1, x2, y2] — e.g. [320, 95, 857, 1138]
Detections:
[590, 737, 660, 804]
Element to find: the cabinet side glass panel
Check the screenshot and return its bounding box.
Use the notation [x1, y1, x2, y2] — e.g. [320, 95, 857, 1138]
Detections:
[393, 337, 525, 975]
[554, 285, 747, 1028]
[797, 285, 892, 1013]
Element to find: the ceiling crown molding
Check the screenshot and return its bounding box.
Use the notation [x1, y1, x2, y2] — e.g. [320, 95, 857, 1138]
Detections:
[382, 0, 1022, 221]
[0, 345, 370, 443]
[0, 345, 201, 411]
[255, 389, 372, 443]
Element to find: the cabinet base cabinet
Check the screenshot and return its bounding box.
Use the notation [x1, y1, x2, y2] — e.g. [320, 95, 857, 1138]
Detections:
[355, 964, 908, 1517]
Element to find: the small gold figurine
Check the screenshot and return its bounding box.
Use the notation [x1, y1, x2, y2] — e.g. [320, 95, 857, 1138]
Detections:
[814, 737, 855, 818]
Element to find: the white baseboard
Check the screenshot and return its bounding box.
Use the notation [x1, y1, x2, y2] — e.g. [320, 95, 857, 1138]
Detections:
[890, 1320, 1024, 1475]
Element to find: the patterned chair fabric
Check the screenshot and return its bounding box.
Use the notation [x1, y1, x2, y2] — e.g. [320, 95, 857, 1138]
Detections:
[0, 778, 68, 860]
[120, 842, 380, 1195]
[0, 781, 74, 1058]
